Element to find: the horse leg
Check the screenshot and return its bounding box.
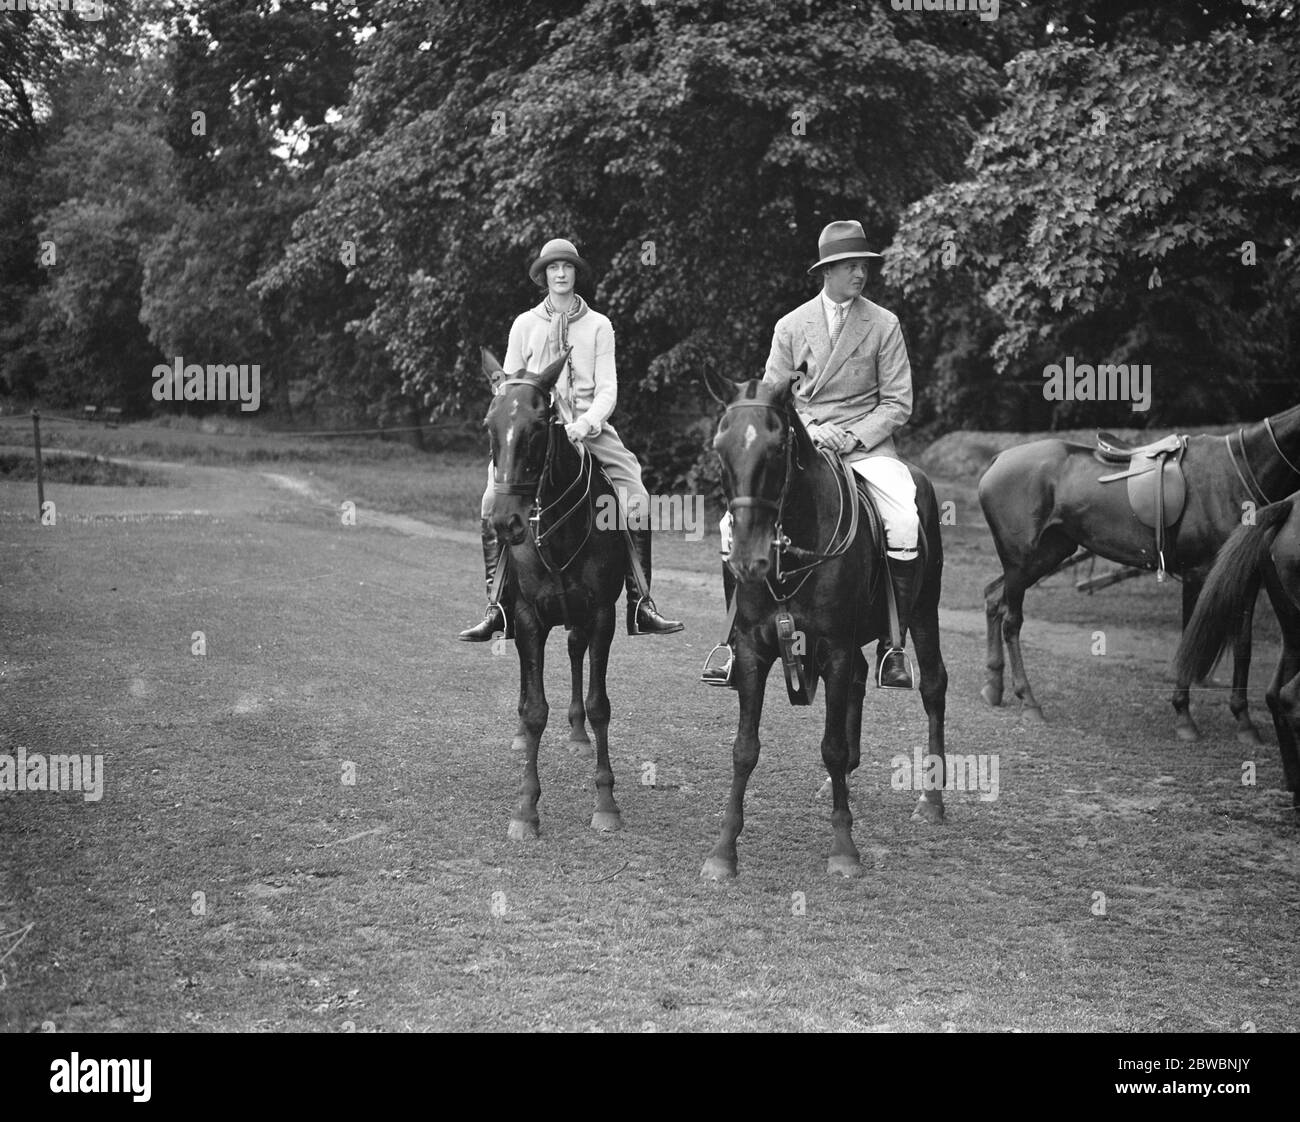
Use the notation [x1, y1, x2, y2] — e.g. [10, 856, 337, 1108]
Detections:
[909, 587, 948, 823]
[822, 651, 861, 877]
[586, 601, 621, 831]
[702, 642, 774, 880]
[1002, 538, 1076, 721]
[818, 648, 868, 802]
[1001, 576, 1047, 722]
[1172, 572, 1204, 741]
[981, 574, 1006, 708]
[566, 626, 593, 757]
[1229, 573, 1262, 745]
[846, 648, 868, 775]
[507, 620, 548, 840]
[1263, 588, 1300, 810]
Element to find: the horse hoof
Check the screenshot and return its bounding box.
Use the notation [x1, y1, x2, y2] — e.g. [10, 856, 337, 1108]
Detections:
[912, 796, 945, 824]
[510, 735, 528, 753]
[979, 684, 1003, 708]
[567, 739, 594, 758]
[700, 856, 737, 880]
[1173, 723, 1200, 743]
[507, 818, 539, 841]
[827, 854, 862, 878]
[1236, 727, 1263, 747]
[590, 810, 622, 832]
[1021, 705, 1046, 724]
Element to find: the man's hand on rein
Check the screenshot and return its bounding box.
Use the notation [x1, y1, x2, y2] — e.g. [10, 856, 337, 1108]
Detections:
[807, 422, 857, 454]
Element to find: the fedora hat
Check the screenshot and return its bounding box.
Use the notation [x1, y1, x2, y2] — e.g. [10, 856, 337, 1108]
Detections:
[807, 220, 883, 274]
[528, 238, 590, 287]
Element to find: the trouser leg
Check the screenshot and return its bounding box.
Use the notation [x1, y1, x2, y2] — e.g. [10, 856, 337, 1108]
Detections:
[850, 457, 920, 688]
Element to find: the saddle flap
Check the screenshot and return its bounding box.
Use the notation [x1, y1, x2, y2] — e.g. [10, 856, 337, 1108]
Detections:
[1127, 460, 1187, 529]
[852, 476, 886, 558]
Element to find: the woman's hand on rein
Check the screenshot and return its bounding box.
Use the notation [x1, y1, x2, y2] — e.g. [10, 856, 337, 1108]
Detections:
[565, 418, 593, 443]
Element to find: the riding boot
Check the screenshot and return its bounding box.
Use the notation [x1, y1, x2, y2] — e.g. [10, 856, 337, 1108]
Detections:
[700, 563, 737, 687]
[457, 518, 510, 642]
[626, 529, 683, 635]
[878, 556, 921, 689]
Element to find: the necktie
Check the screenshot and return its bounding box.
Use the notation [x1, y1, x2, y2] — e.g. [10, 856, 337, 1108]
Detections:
[831, 301, 847, 347]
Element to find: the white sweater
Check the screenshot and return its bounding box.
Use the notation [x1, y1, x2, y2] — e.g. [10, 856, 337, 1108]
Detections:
[504, 301, 618, 435]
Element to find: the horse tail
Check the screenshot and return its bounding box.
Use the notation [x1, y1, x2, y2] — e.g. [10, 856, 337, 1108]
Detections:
[1173, 498, 1293, 684]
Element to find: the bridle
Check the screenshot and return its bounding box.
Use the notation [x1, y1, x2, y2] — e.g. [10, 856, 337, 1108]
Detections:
[719, 398, 859, 598]
[1227, 413, 1300, 508]
[492, 378, 595, 573]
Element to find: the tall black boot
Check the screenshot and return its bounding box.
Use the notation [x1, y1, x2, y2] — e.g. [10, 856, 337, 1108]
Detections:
[626, 529, 682, 635]
[457, 518, 509, 642]
[878, 556, 921, 689]
[700, 563, 737, 686]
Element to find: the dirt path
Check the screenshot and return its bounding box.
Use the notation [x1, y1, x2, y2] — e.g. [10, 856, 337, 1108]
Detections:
[3, 445, 1296, 1034]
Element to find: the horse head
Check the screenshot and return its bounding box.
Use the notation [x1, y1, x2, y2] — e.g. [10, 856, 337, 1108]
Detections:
[709, 372, 805, 583]
[482, 347, 571, 546]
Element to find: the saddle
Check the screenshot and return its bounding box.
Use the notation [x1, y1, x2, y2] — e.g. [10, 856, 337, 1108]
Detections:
[1095, 431, 1187, 579]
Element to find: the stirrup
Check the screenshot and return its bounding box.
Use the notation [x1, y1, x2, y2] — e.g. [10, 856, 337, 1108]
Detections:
[700, 643, 735, 687]
[877, 646, 916, 690]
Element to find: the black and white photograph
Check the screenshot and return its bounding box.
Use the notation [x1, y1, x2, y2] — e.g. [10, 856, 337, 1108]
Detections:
[1, 0, 1296, 1064]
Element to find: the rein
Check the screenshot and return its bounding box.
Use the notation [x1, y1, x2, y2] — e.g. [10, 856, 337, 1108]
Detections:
[493, 377, 595, 574]
[721, 399, 860, 601]
[1229, 414, 1300, 508]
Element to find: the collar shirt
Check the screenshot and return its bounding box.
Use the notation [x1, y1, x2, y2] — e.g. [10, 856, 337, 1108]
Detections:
[821, 290, 853, 337]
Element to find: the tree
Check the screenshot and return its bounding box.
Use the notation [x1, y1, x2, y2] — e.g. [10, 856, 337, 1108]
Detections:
[887, 11, 1300, 427]
[265, 0, 1014, 485]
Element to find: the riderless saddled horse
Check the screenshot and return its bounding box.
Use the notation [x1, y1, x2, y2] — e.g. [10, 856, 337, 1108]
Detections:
[701, 373, 948, 879]
[1175, 490, 1300, 810]
[978, 403, 1300, 740]
[481, 348, 626, 838]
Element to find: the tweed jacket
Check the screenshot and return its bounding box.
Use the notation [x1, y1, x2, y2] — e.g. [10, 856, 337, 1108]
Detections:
[503, 301, 617, 435]
[762, 294, 913, 460]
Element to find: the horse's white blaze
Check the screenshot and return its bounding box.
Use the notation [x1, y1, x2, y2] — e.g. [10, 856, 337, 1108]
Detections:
[743, 423, 758, 450]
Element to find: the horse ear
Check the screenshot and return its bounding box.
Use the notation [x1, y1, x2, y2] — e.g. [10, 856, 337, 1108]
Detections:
[481, 348, 507, 391]
[702, 363, 740, 405]
[533, 347, 570, 391]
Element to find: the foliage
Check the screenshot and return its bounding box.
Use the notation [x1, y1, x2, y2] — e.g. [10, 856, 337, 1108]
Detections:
[888, 15, 1300, 427]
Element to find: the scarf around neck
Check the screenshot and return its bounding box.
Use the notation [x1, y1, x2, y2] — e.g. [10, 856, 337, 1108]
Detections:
[540, 294, 588, 406]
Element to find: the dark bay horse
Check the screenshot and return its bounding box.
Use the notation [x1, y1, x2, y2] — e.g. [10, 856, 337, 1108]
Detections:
[979, 403, 1300, 740]
[1174, 492, 1300, 810]
[701, 374, 948, 879]
[482, 348, 626, 838]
